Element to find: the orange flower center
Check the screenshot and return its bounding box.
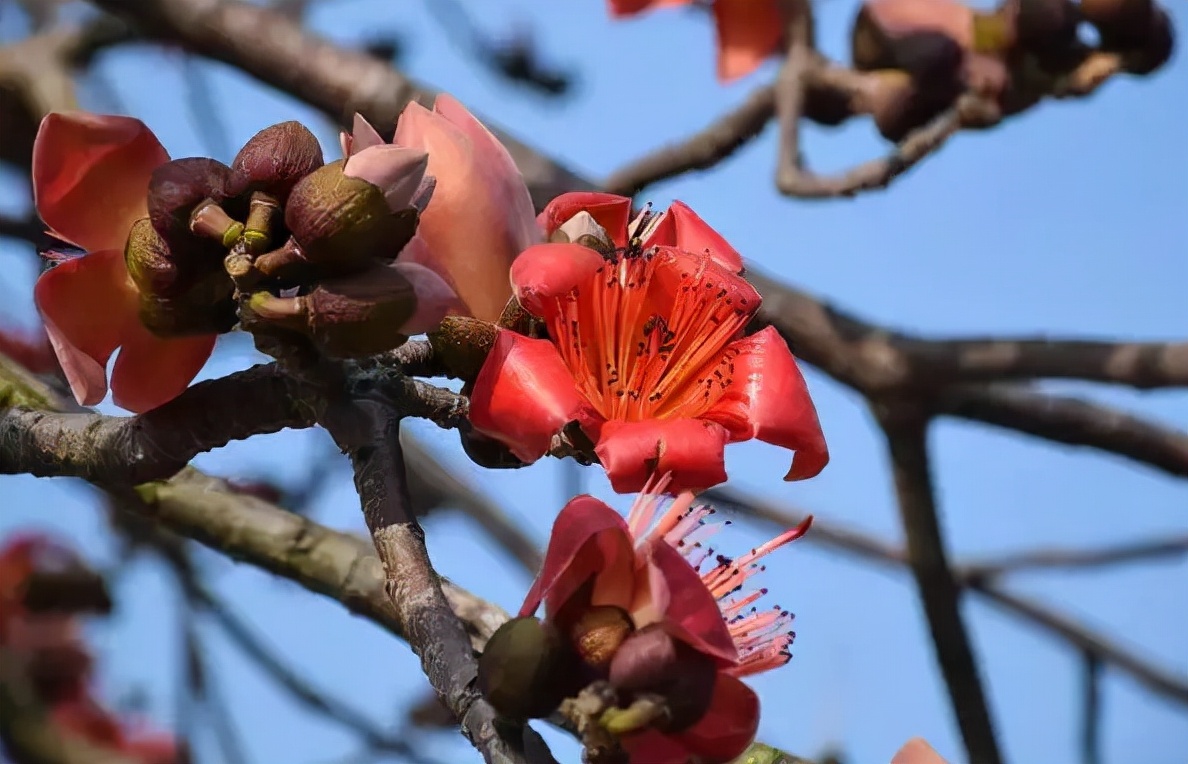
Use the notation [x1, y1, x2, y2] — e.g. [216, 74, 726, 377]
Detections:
[547, 249, 751, 422]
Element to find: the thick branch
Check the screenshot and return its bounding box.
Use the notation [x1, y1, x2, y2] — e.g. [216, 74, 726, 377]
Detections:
[874, 403, 1002, 764]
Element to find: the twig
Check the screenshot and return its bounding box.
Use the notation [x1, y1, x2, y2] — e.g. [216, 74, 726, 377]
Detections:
[873, 402, 1002, 764]
[182, 616, 250, 764]
[959, 535, 1188, 580]
[1080, 653, 1102, 764]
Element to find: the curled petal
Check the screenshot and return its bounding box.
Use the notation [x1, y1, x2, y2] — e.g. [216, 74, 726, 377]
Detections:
[342, 145, 429, 211]
[712, 0, 786, 82]
[595, 419, 730, 494]
[109, 323, 215, 413]
[645, 247, 761, 328]
[704, 326, 828, 481]
[510, 242, 607, 322]
[33, 248, 138, 407]
[391, 261, 459, 335]
[892, 738, 950, 764]
[519, 495, 635, 619]
[537, 192, 634, 246]
[340, 112, 385, 157]
[470, 330, 594, 462]
[639, 538, 738, 664]
[33, 112, 168, 251]
[642, 201, 744, 273]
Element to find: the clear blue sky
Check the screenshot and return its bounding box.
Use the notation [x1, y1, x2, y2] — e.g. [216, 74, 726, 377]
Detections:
[0, 1, 1186, 763]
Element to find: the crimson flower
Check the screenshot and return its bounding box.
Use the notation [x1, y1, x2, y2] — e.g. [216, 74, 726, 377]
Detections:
[32, 113, 217, 413]
[608, 0, 785, 82]
[469, 191, 827, 494]
[521, 476, 812, 763]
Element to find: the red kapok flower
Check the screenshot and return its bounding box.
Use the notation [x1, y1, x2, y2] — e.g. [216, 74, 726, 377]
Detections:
[607, 0, 785, 82]
[469, 191, 827, 494]
[520, 476, 812, 764]
[32, 112, 216, 413]
[341, 94, 539, 323]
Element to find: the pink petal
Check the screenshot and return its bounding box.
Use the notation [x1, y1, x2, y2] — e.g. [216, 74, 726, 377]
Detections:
[469, 329, 594, 462]
[703, 326, 829, 481]
[642, 201, 744, 273]
[394, 98, 538, 322]
[342, 145, 428, 211]
[390, 261, 459, 334]
[862, 0, 974, 48]
[33, 112, 168, 252]
[537, 192, 634, 246]
[341, 112, 386, 157]
[109, 323, 216, 413]
[595, 418, 730, 494]
[712, 0, 786, 82]
[510, 242, 607, 322]
[519, 495, 636, 619]
[0, 323, 59, 374]
[892, 739, 950, 764]
[640, 538, 738, 664]
[644, 246, 761, 328]
[33, 248, 139, 407]
[119, 735, 181, 764]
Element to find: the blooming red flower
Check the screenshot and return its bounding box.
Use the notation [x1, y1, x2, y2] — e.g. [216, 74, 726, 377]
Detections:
[521, 476, 812, 763]
[342, 93, 539, 323]
[469, 191, 827, 493]
[32, 113, 217, 413]
[607, 0, 785, 82]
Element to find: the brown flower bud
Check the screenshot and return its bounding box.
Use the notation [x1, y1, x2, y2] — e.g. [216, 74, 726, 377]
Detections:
[607, 625, 718, 732]
[458, 429, 529, 470]
[21, 566, 112, 615]
[247, 263, 420, 357]
[148, 157, 233, 252]
[125, 217, 183, 297]
[284, 160, 420, 276]
[857, 70, 950, 142]
[427, 316, 498, 382]
[851, 0, 967, 87]
[229, 121, 324, 201]
[1008, 0, 1079, 57]
[138, 269, 237, 337]
[569, 606, 634, 669]
[478, 617, 582, 721]
[1117, 7, 1174, 75]
[1080, 0, 1154, 36]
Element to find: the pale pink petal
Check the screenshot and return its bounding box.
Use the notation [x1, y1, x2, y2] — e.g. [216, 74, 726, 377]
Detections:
[712, 0, 786, 82]
[342, 145, 428, 210]
[341, 112, 386, 157]
[519, 495, 636, 619]
[642, 201, 744, 273]
[892, 738, 950, 764]
[702, 326, 828, 481]
[109, 323, 216, 413]
[390, 261, 459, 334]
[469, 330, 595, 462]
[33, 248, 139, 407]
[595, 418, 730, 494]
[640, 538, 738, 664]
[33, 112, 168, 251]
[510, 242, 607, 322]
[537, 192, 634, 246]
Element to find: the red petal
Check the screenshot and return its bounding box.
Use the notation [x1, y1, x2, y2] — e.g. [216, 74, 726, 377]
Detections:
[109, 323, 215, 413]
[892, 738, 950, 764]
[119, 735, 181, 764]
[33, 112, 168, 252]
[641, 538, 738, 664]
[642, 202, 744, 273]
[607, 0, 693, 18]
[537, 192, 634, 247]
[595, 418, 730, 494]
[712, 0, 785, 82]
[469, 330, 594, 462]
[33, 248, 139, 407]
[519, 495, 635, 618]
[509, 242, 607, 323]
[703, 326, 829, 481]
[619, 674, 759, 764]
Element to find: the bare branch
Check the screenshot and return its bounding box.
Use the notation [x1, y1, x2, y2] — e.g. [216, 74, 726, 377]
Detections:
[1081, 654, 1103, 764]
[958, 535, 1188, 580]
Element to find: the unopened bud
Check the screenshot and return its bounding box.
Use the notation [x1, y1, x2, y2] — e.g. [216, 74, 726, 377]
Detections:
[426, 316, 497, 382]
[608, 625, 718, 732]
[247, 263, 418, 357]
[125, 218, 182, 297]
[21, 568, 112, 615]
[138, 268, 237, 338]
[1008, 0, 1079, 57]
[478, 617, 582, 721]
[857, 70, 946, 143]
[285, 160, 421, 275]
[550, 211, 615, 254]
[148, 157, 233, 250]
[570, 606, 634, 669]
[229, 121, 324, 201]
[850, 0, 965, 86]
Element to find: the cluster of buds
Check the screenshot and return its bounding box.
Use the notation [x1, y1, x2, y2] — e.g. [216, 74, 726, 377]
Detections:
[848, 0, 1174, 141]
[137, 120, 448, 359]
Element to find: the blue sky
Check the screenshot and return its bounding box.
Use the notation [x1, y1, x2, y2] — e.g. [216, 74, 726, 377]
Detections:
[0, 1, 1186, 763]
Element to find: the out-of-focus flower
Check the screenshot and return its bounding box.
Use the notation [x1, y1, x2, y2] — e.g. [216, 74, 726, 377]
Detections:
[607, 0, 785, 82]
[892, 738, 950, 764]
[481, 476, 812, 763]
[53, 697, 183, 764]
[469, 191, 827, 493]
[31, 113, 217, 412]
[343, 94, 539, 323]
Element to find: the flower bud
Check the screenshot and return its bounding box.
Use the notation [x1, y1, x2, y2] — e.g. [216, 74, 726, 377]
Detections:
[284, 160, 421, 275]
[1114, 7, 1174, 75]
[229, 121, 324, 201]
[549, 211, 615, 255]
[1080, 0, 1153, 35]
[246, 263, 422, 357]
[147, 157, 233, 254]
[478, 616, 582, 721]
[138, 269, 237, 338]
[125, 217, 183, 298]
[850, 0, 966, 87]
[607, 625, 718, 732]
[857, 70, 948, 142]
[427, 316, 498, 382]
[569, 605, 634, 669]
[21, 567, 112, 615]
[1007, 0, 1079, 58]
